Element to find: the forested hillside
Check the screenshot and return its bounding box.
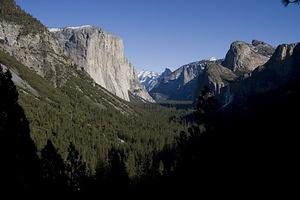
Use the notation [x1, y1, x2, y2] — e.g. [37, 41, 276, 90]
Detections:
[0, 50, 190, 178]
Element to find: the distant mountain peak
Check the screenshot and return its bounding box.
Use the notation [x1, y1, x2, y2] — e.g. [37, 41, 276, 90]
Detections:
[138, 70, 160, 91]
[163, 68, 172, 73]
[138, 68, 175, 93]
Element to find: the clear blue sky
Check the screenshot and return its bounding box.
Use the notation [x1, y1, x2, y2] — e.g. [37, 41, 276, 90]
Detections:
[16, 0, 300, 72]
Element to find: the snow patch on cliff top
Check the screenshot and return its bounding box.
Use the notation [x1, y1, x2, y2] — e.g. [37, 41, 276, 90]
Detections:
[48, 25, 93, 32]
[48, 28, 62, 32]
[209, 57, 217, 62]
[138, 71, 160, 83]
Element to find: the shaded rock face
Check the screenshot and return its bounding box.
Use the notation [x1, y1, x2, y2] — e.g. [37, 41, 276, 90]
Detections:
[51, 26, 153, 102]
[222, 40, 275, 75]
[150, 60, 208, 101]
[251, 40, 275, 57]
[201, 62, 237, 95]
[196, 62, 237, 105]
[160, 68, 172, 78]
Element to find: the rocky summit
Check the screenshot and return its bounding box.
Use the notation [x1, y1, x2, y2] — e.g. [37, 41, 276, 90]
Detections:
[50, 25, 154, 102]
[222, 40, 275, 75]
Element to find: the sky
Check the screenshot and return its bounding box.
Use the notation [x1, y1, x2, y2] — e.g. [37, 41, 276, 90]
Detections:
[16, 0, 300, 72]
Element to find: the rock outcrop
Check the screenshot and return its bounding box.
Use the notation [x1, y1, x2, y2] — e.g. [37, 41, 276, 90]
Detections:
[222, 40, 275, 75]
[0, 21, 70, 86]
[51, 26, 154, 102]
[251, 40, 275, 57]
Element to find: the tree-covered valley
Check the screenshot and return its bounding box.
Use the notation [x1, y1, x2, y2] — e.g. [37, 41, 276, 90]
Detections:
[0, 0, 299, 197]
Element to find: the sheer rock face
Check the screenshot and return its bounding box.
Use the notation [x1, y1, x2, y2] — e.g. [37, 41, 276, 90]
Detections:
[51, 26, 154, 102]
[0, 21, 70, 86]
[222, 40, 275, 75]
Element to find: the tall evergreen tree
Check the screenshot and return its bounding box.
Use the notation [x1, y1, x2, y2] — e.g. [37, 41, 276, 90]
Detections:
[195, 86, 219, 132]
[66, 142, 88, 192]
[40, 139, 67, 192]
[196, 87, 218, 116]
[107, 147, 129, 189]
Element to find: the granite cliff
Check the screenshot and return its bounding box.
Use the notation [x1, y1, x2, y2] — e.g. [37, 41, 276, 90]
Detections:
[50, 26, 154, 102]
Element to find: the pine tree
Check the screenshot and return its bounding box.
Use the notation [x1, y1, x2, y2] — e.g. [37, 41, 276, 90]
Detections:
[66, 142, 88, 192]
[40, 140, 67, 192]
[195, 86, 219, 131]
[107, 147, 129, 188]
[196, 87, 218, 116]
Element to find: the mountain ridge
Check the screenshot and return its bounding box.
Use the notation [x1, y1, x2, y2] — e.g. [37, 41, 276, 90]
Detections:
[148, 40, 277, 103]
[149, 59, 211, 101]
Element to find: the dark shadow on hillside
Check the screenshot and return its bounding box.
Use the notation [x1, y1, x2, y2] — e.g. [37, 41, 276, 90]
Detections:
[0, 65, 40, 194]
[132, 76, 300, 197]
